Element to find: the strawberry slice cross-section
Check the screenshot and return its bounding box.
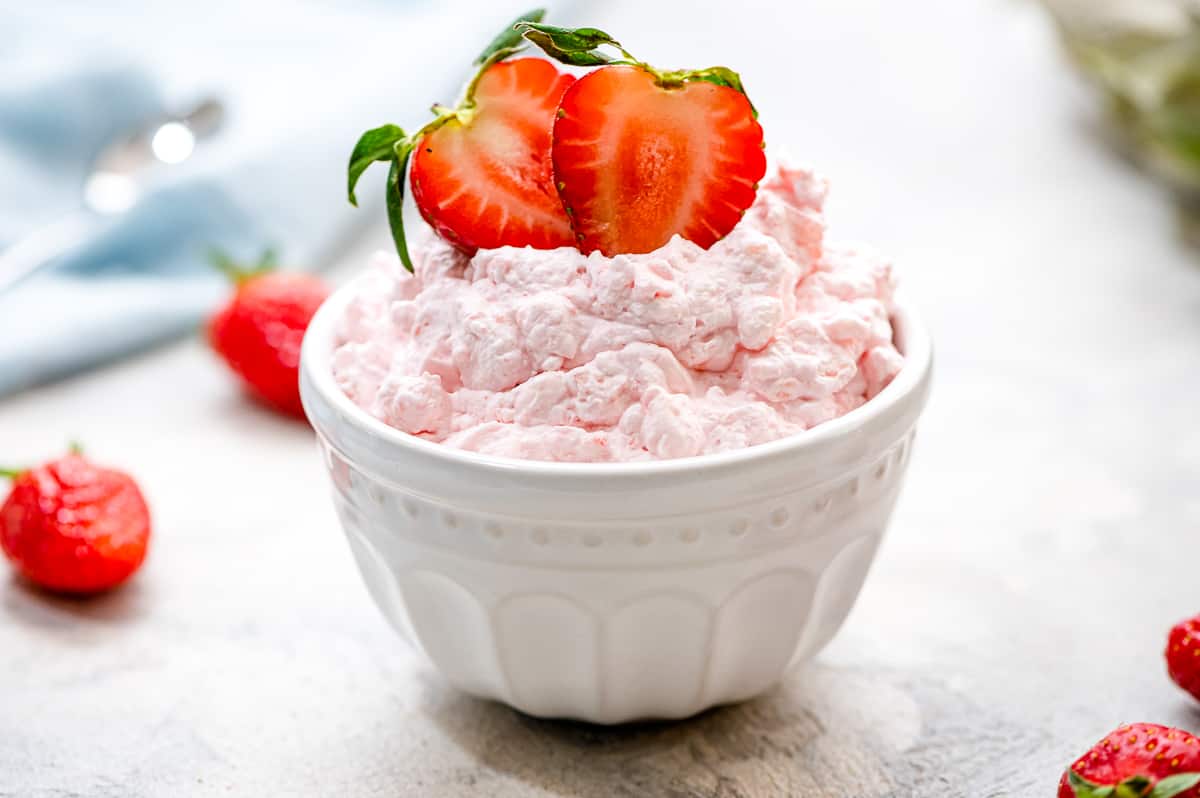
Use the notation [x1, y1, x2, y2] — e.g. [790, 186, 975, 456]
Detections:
[518, 21, 767, 256]
[553, 64, 765, 256]
[411, 58, 576, 252]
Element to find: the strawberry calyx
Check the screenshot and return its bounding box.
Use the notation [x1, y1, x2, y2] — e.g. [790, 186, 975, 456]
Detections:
[1, 444, 82, 480]
[209, 248, 278, 286]
[1068, 769, 1200, 798]
[346, 8, 547, 272]
[515, 22, 757, 115]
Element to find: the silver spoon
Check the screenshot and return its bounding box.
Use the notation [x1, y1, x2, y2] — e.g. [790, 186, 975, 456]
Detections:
[0, 97, 224, 295]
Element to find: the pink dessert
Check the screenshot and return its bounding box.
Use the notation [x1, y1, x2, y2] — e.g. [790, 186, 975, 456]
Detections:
[332, 160, 903, 462]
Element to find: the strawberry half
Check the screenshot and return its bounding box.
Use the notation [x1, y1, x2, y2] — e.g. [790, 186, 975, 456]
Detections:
[347, 10, 575, 270]
[553, 65, 765, 256]
[410, 58, 575, 252]
[518, 22, 766, 256]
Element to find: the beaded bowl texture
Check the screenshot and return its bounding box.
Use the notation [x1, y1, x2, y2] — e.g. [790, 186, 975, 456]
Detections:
[300, 276, 933, 724]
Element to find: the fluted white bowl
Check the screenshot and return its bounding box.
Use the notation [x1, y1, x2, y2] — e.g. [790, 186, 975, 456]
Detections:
[300, 279, 932, 724]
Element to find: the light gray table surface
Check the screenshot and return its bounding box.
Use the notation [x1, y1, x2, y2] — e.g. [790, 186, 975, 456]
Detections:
[4, 0, 1200, 795]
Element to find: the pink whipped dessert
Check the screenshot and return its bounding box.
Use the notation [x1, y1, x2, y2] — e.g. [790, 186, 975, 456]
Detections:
[332, 160, 903, 462]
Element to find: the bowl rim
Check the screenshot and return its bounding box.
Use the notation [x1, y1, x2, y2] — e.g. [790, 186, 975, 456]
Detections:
[301, 272, 933, 479]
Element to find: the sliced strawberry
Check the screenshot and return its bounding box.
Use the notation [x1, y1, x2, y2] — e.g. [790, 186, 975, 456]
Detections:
[551, 65, 766, 256]
[410, 58, 576, 252]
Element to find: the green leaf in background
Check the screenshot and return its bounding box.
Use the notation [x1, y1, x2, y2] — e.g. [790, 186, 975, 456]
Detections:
[1043, 0, 1200, 192]
[386, 143, 415, 273]
[347, 124, 407, 206]
[475, 8, 545, 64]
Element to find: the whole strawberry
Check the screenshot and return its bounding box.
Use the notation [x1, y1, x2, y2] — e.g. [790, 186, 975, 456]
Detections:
[1059, 723, 1200, 798]
[0, 450, 151, 594]
[1167, 615, 1200, 702]
[207, 249, 330, 418]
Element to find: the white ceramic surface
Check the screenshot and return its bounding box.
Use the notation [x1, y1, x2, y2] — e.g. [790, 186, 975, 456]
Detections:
[299, 278, 933, 723]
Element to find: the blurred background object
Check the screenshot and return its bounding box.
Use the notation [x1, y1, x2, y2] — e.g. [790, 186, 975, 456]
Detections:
[0, 97, 225, 294]
[0, 0, 575, 397]
[1044, 0, 1200, 233]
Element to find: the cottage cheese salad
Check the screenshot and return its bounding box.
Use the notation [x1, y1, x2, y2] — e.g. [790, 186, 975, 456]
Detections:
[337, 13, 903, 462]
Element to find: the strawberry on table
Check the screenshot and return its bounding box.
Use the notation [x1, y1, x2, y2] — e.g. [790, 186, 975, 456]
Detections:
[518, 21, 767, 255]
[1, 449, 151, 595]
[207, 249, 330, 419]
[347, 9, 576, 268]
[1167, 614, 1200, 702]
[1059, 723, 1200, 798]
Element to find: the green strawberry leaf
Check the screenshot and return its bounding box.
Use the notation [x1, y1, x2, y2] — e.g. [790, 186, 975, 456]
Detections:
[348, 124, 407, 206]
[688, 65, 747, 94]
[386, 142, 415, 273]
[516, 21, 758, 116]
[679, 65, 756, 116]
[1068, 770, 1115, 798]
[1117, 775, 1154, 797]
[475, 8, 545, 65]
[1068, 770, 1200, 798]
[518, 22, 619, 52]
[1149, 773, 1200, 798]
[516, 22, 621, 66]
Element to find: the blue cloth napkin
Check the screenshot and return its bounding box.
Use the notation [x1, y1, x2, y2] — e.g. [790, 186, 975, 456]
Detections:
[0, 0, 577, 397]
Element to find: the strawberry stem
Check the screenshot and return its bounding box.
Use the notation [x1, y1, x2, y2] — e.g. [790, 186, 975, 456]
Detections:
[386, 153, 414, 272]
[0, 468, 22, 480]
[475, 8, 544, 66]
[459, 48, 516, 115]
[516, 22, 757, 114]
[208, 247, 277, 285]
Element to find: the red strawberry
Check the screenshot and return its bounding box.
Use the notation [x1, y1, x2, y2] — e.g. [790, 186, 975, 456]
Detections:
[1, 451, 151, 594]
[347, 12, 576, 270]
[207, 250, 329, 418]
[551, 64, 766, 256]
[410, 58, 576, 252]
[1167, 615, 1200, 702]
[1059, 723, 1200, 798]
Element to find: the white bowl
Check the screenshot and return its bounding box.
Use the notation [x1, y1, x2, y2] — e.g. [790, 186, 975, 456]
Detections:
[300, 278, 933, 724]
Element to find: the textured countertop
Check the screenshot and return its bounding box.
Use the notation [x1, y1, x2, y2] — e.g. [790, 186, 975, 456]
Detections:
[4, 0, 1200, 795]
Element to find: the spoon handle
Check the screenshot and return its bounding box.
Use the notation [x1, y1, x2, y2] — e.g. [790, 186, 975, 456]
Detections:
[0, 213, 98, 295]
